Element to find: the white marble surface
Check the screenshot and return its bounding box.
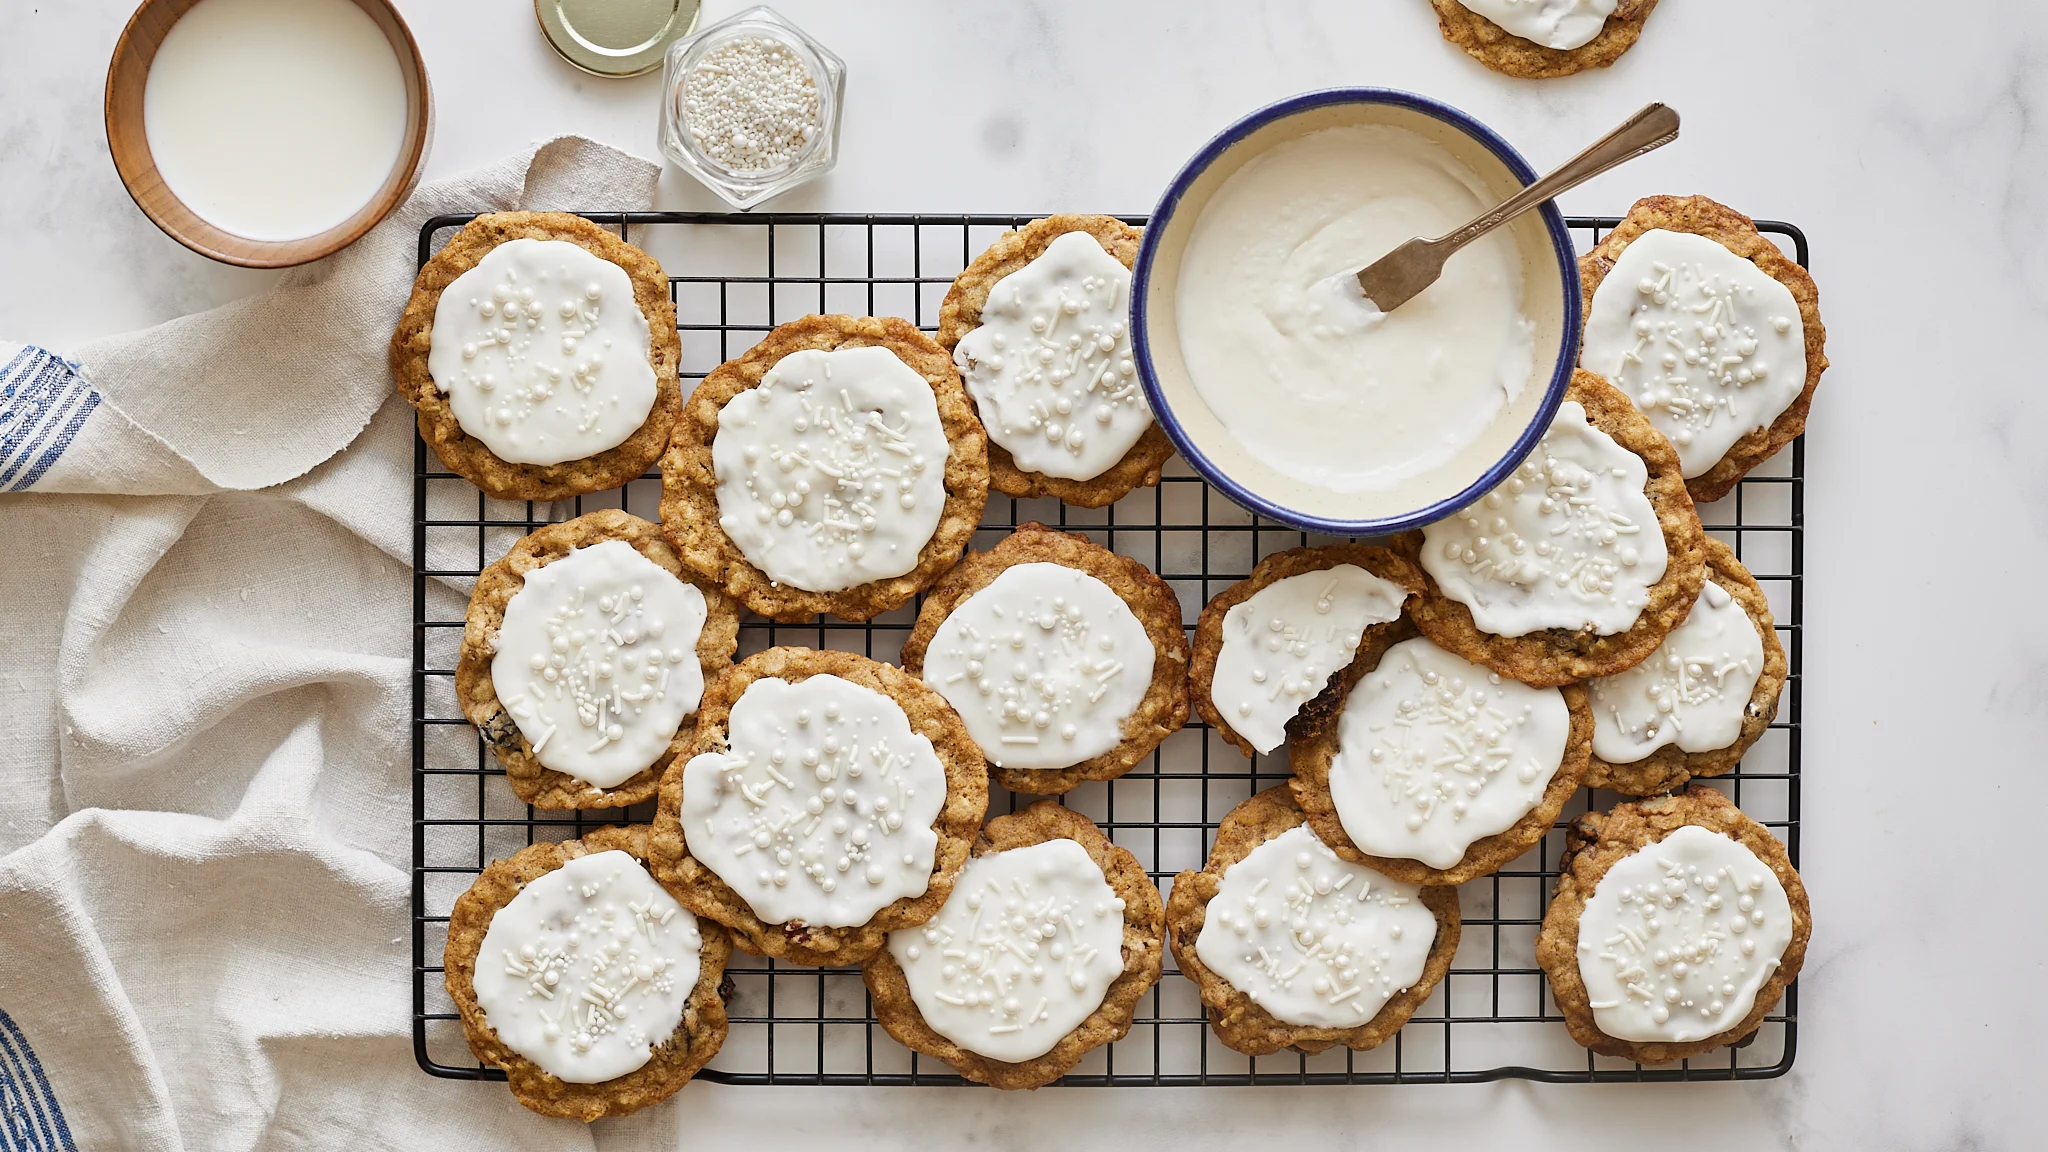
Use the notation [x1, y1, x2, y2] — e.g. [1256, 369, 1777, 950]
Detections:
[3, 0, 2044, 1147]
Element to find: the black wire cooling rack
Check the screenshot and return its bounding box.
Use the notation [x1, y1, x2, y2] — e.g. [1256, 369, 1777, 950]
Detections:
[412, 212, 1805, 1086]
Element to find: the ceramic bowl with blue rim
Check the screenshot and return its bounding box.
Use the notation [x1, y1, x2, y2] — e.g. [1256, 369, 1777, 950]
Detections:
[1130, 88, 1582, 536]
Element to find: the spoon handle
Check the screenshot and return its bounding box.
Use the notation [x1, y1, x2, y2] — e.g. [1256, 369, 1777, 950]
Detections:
[1436, 103, 1681, 254]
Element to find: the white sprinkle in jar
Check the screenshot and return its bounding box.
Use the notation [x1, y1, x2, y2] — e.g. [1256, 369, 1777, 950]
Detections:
[658, 5, 845, 209]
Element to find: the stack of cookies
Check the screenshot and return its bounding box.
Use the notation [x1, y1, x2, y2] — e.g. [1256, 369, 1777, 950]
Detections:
[395, 192, 1821, 1114]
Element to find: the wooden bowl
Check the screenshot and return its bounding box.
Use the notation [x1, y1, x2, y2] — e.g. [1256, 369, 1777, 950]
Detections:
[104, 0, 433, 268]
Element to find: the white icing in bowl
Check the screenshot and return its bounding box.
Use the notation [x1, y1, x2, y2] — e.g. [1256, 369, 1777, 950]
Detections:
[1132, 91, 1577, 535]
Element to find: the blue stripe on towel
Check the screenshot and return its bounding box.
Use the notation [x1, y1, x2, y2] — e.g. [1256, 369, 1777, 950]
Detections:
[0, 347, 98, 492]
[0, 1010, 74, 1152]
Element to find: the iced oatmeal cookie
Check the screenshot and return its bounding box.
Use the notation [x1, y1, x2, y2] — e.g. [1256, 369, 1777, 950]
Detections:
[1579, 194, 1828, 504]
[1190, 544, 1424, 758]
[660, 314, 989, 622]
[444, 825, 731, 1121]
[937, 215, 1174, 507]
[900, 522, 1190, 796]
[1585, 535, 1787, 795]
[863, 801, 1165, 1089]
[1167, 786, 1459, 1056]
[1288, 621, 1593, 886]
[1429, 0, 1659, 79]
[392, 212, 681, 500]
[458, 509, 740, 809]
[1536, 787, 1810, 1064]
[1395, 370, 1706, 687]
[648, 647, 989, 967]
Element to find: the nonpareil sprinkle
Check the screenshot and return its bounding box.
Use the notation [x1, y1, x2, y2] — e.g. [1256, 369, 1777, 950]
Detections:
[683, 36, 821, 172]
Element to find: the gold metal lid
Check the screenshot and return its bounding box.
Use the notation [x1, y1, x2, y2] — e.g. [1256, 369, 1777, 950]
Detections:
[536, 0, 701, 78]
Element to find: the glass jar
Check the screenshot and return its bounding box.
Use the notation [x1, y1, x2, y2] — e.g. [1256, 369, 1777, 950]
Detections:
[657, 6, 845, 210]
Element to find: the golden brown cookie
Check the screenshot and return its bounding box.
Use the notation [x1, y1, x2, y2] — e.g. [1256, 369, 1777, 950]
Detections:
[1586, 536, 1788, 795]
[456, 510, 740, 810]
[659, 314, 990, 622]
[1166, 786, 1460, 1056]
[391, 212, 681, 501]
[1535, 787, 1810, 1064]
[443, 825, 731, 1121]
[1285, 618, 1593, 886]
[1190, 544, 1426, 759]
[935, 215, 1175, 508]
[862, 801, 1165, 1089]
[900, 522, 1190, 796]
[647, 647, 990, 966]
[1580, 195, 1829, 504]
[1429, 0, 1659, 79]
[1393, 370, 1706, 688]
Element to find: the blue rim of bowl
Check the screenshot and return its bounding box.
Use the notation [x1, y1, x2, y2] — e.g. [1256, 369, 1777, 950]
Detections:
[1130, 87, 1583, 538]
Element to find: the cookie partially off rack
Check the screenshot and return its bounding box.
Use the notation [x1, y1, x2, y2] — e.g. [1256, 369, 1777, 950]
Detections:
[412, 212, 1805, 1085]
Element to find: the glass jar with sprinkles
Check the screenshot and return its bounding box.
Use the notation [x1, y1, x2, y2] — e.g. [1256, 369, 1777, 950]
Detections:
[658, 5, 846, 209]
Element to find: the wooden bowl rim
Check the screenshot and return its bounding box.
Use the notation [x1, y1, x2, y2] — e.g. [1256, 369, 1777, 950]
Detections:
[103, 0, 433, 269]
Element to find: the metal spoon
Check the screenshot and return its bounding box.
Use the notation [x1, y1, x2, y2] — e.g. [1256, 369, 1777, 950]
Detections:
[1355, 103, 1681, 313]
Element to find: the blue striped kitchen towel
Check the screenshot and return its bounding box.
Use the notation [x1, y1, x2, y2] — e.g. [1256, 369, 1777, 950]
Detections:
[0, 1009, 74, 1152]
[0, 345, 99, 494]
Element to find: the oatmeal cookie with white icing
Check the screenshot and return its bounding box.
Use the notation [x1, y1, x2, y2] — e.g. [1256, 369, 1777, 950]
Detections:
[1191, 544, 1425, 759]
[1167, 786, 1459, 1056]
[660, 314, 990, 622]
[458, 510, 740, 810]
[900, 522, 1190, 796]
[862, 801, 1165, 1089]
[1536, 787, 1810, 1065]
[392, 212, 682, 501]
[1586, 535, 1786, 796]
[1288, 620, 1593, 886]
[648, 647, 989, 967]
[936, 215, 1175, 508]
[1395, 369, 1706, 688]
[1579, 195, 1829, 504]
[1429, 0, 1658, 79]
[443, 825, 731, 1121]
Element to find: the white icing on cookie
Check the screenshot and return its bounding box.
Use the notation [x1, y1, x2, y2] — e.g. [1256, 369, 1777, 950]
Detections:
[1582, 229, 1807, 479]
[1419, 400, 1667, 637]
[1193, 825, 1437, 1028]
[1575, 824, 1794, 1043]
[427, 238, 656, 466]
[491, 540, 709, 790]
[1210, 564, 1409, 754]
[711, 346, 951, 593]
[953, 231, 1153, 482]
[920, 563, 1154, 772]
[1328, 637, 1570, 869]
[679, 674, 947, 928]
[887, 838, 1124, 1062]
[472, 850, 701, 1084]
[1456, 0, 1617, 51]
[1589, 580, 1764, 764]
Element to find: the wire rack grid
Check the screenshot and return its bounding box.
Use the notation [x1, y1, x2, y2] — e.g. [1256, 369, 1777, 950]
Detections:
[412, 212, 1805, 1086]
